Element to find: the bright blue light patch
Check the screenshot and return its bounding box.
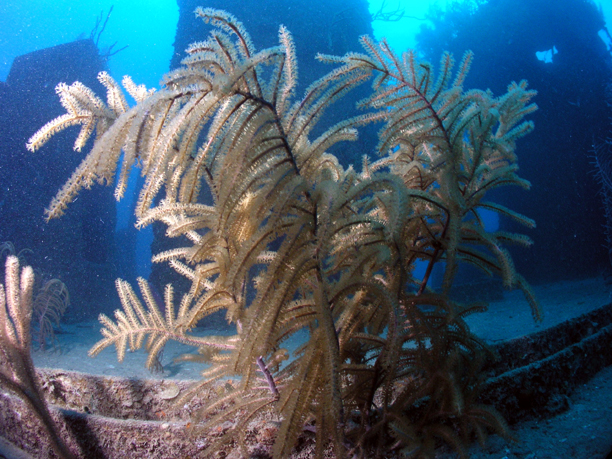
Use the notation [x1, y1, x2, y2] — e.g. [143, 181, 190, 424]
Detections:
[0, 0, 179, 87]
[536, 45, 558, 64]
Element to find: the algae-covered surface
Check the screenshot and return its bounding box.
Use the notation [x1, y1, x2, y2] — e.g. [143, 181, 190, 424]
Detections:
[17, 274, 611, 458]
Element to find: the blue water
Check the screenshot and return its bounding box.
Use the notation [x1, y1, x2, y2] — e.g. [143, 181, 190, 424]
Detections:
[1, 0, 179, 280]
[0, 0, 456, 283]
[1, 0, 612, 326]
[0, 0, 455, 281]
[0, 0, 178, 88]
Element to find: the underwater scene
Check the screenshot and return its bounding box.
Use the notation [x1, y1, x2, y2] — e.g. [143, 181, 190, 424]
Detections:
[1, 0, 612, 457]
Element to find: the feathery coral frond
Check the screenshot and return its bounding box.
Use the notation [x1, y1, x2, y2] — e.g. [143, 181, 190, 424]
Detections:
[29, 8, 539, 458]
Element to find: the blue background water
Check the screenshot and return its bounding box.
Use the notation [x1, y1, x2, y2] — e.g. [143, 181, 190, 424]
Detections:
[0, 0, 447, 282]
[10, 1, 610, 91]
[0, 0, 453, 281]
[1, 0, 612, 306]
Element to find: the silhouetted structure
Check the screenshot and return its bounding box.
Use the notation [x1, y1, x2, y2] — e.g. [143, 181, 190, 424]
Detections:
[0, 39, 120, 319]
[418, 0, 612, 284]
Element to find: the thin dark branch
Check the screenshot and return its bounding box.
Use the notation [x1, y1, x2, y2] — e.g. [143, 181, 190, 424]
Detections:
[104, 42, 129, 59]
[371, 1, 420, 22]
[90, 6, 114, 47]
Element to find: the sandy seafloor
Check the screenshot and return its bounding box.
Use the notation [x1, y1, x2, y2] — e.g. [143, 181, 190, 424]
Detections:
[29, 275, 612, 458]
